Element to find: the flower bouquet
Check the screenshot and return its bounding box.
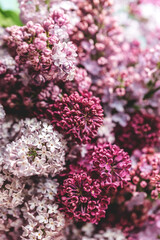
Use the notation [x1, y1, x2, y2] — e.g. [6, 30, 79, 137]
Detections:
[0, 0, 160, 239]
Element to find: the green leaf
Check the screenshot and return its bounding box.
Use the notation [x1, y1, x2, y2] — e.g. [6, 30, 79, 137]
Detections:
[0, 7, 23, 27]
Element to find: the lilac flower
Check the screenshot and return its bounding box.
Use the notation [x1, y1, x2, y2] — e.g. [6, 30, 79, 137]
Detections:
[114, 112, 160, 153]
[83, 142, 131, 190]
[46, 91, 103, 144]
[57, 166, 110, 224]
[5, 10, 77, 85]
[21, 178, 65, 240]
[3, 118, 67, 177]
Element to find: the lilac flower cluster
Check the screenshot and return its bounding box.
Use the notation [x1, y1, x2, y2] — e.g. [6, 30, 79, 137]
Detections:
[45, 91, 103, 143]
[130, 147, 160, 199]
[5, 10, 77, 85]
[21, 178, 65, 240]
[57, 166, 110, 224]
[1, 0, 160, 239]
[3, 118, 67, 177]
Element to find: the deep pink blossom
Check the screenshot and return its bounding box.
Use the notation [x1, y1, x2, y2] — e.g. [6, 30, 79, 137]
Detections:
[57, 166, 110, 224]
[80, 143, 131, 190]
[114, 112, 160, 153]
[46, 91, 103, 143]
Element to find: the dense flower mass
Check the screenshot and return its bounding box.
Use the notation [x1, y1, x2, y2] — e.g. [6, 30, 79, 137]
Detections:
[5, 10, 77, 85]
[114, 112, 160, 153]
[46, 91, 104, 143]
[130, 147, 160, 199]
[3, 118, 67, 177]
[0, 169, 25, 208]
[57, 166, 110, 224]
[1, 0, 160, 239]
[83, 143, 131, 190]
[21, 178, 65, 240]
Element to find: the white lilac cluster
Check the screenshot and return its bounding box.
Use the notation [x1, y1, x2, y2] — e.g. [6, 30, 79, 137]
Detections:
[21, 178, 65, 240]
[3, 118, 67, 177]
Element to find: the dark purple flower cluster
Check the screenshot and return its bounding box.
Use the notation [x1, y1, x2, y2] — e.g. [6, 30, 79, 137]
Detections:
[85, 143, 131, 189]
[46, 91, 104, 143]
[57, 166, 110, 224]
[114, 112, 160, 153]
[57, 141, 131, 224]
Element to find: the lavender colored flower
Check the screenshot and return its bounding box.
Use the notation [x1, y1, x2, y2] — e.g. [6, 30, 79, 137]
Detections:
[98, 116, 115, 143]
[36, 82, 62, 108]
[92, 228, 127, 240]
[46, 91, 103, 144]
[3, 118, 67, 177]
[19, 0, 79, 27]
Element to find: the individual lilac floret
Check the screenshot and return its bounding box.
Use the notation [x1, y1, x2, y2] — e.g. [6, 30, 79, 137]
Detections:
[21, 178, 65, 240]
[3, 118, 67, 177]
[46, 91, 103, 144]
[57, 166, 110, 224]
[83, 143, 131, 190]
[5, 10, 77, 85]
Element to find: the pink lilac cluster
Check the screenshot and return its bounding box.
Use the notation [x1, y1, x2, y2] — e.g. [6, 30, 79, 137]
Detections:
[69, 0, 140, 109]
[3, 118, 67, 177]
[64, 67, 92, 94]
[114, 112, 160, 153]
[18, 0, 54, 24]
[70, 0, 122, 71]
[18, 0, 78, 26]
[83, 143, 131, 190]
[57, 166, 111, 224]
[57, 142, 131, 224]
[130, 147, 160, 199]
[45, 91, 103, 143]
[5, 10, 77, 85]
